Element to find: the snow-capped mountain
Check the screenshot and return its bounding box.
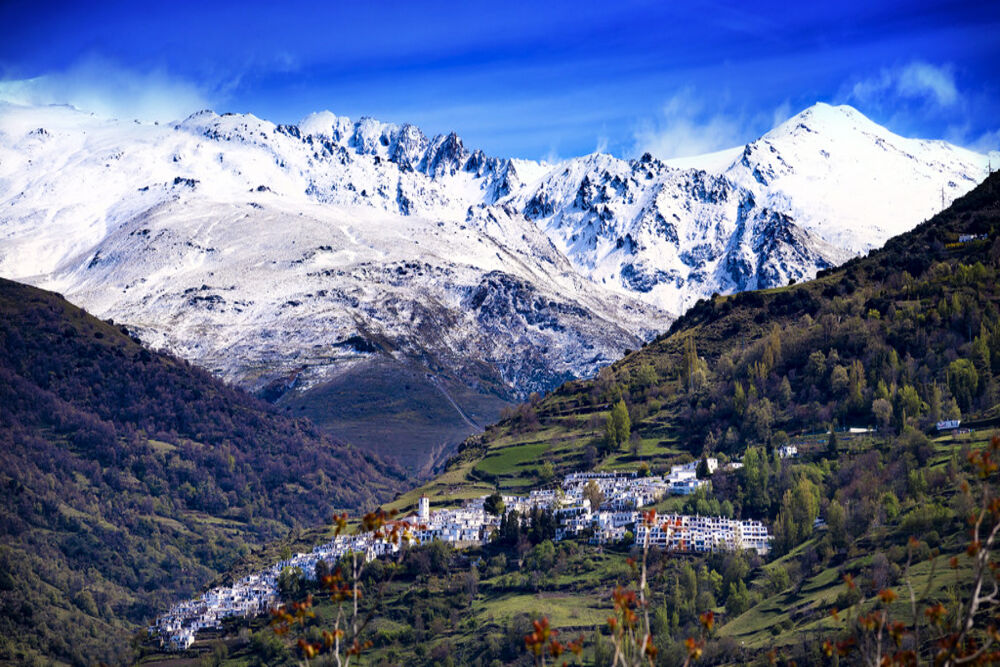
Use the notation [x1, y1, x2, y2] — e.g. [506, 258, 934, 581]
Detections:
[0, 103, 663, 470]
[0, 101, 993, 469]
[510, 103, 994, 313]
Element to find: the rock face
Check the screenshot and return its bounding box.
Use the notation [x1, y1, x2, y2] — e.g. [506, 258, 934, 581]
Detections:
[0, 101, 993, 470]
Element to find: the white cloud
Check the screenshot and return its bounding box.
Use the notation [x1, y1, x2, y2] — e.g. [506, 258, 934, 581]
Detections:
[0, 55, 215, 123]
[847, 60, 959, 109]
[839, 60, 1000, 153]
[632, 89, 747, 160]
[770, 100, 792, 130]
[897, 62, 958, 107]
[971, 129, 1000, 154]
[947, 124, 1000, 154]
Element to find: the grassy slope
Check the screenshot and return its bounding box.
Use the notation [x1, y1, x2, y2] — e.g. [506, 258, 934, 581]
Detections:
[276, 357, 510, 476]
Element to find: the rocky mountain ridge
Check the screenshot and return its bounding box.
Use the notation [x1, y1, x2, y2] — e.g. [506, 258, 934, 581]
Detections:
[0, 101, 993, 468]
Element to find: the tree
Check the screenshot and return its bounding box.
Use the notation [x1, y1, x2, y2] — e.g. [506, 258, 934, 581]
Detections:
[947, 359, 979, 412]
[872, 398, 893, 431]
[682, 336, 707, 391]
[73, 590, 98, 616]
[764, 565, 791, 596]
[484, 491, 505, 517]
[696, 456, 710, 479]
[583, 480, 604, 511]
[277, 566, 303, 601]
[603, 399, 631, 453]
[826, 428, 838, 459]
[498, 509, 521, 547]
[314, 559, 330, 582]
[743, 398, 774, 445]
[806, 350, 827, 384]
[826, 499, 847, 549]
[773, 477, 820, 553]
[741, 447, 770, 517]
[725, 580, 750, 617]
[847, 359, 867, 412]
[830, 364, 850, 397]
[634, 363, 657, 389]
[732, 381, 747, 416]
[629, 432, 641, 458]
[778, 376, 793, 405]
[928, 382, 943, 422]
[895, 384, 924, 423]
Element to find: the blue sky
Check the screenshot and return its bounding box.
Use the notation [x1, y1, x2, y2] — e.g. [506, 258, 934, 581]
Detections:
[1, 1, 998, 160]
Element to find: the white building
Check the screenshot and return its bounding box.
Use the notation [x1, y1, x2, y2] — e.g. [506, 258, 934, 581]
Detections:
[636, 514, 770, 555]
[666, 465, 709, 495]
[673, 458, 718, 475]
[418, 494, 430, 522]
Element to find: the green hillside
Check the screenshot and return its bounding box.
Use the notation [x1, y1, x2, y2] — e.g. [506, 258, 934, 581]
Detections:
[169, 173, 1000, 666]
[0, 279, 409, 665]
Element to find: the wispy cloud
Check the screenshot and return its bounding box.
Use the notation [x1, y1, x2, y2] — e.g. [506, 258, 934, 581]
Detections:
[0, 55, 216, 122]
[631, 89, 745, 159]
[839, 60, 998, 152]
[631, 89, 793, 160]
[846, 60, 959, 109]
[945, 124, 1000, 154]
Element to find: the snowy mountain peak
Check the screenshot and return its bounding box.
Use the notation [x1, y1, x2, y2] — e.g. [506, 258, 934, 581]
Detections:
[177, 109, 276, 140]
[296, 110, 354, 140]
[0, 100, 993, 465]
[769, 102, 878, 137]
[722, 103, 992, 255]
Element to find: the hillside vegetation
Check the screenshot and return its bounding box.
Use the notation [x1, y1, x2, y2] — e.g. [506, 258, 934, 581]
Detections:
[0, 279, 408, 665]
[177, 173, 1000, 666]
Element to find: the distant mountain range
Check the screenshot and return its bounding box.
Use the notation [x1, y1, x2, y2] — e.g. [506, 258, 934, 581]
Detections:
[0, 101, 994, 469]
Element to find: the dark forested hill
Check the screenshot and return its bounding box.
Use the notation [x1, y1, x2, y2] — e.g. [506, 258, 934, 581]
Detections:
[0, 279, 408, 665]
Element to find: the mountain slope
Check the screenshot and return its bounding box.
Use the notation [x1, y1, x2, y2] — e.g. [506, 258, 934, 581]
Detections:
[391, 171, 1000, 513]
[722, 103, 993, 252]
[0, 278, 407, 665]
[193, 173, 1000, 667]
[349, 172, 1000, 666]
[0, 102, 992, 471]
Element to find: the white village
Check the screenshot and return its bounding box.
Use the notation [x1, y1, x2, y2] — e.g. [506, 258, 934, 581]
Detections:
[153, 461, 770, 651]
